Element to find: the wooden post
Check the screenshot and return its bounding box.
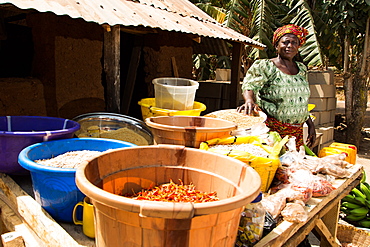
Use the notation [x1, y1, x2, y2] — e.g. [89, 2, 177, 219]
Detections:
[171, 57, 179, 77]
[104, 25, 121, 113]
[229, 42, 242, 108]
[318, 201, 341, 247]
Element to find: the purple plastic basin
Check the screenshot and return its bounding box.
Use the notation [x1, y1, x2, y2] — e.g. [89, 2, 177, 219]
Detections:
[0, 116, 80, 175]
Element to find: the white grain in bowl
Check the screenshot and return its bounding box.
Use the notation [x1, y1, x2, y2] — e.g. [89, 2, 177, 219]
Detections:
[205, 109, 266, 129]
[34, 150, 103, 169]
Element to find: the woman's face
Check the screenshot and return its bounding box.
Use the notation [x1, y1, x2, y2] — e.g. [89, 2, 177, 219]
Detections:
[275, 33, 300, 59]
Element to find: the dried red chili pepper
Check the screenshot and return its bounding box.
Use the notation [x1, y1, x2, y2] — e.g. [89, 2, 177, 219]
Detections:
[122, 179, 219, 203]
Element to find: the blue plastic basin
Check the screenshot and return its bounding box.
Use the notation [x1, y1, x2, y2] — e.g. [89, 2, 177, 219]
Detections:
[0, 116, 80, 175]
[18, 137, 136, 222]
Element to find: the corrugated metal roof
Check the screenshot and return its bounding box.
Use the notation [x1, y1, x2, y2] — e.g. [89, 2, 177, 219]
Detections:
[0, 0, 265, 49]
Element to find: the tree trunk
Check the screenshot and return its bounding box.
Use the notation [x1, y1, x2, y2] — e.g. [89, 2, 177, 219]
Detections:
[346, 75, 367, 147]
[345, 17, 370, 148]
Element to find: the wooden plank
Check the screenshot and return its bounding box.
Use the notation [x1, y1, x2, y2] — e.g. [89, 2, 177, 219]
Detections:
[104, 25, 121, 113]
[0, 199, 22, 232]
[1, 231, 24, 247]
[314, 219, 339, 247]
[14, 224, 45, 247]
[0, 174, 93, 247]
[319, 201, 341, 246]
[255, 164, 363, 247]
[0, 193, 52, 247]
[171, 56, 179, 77]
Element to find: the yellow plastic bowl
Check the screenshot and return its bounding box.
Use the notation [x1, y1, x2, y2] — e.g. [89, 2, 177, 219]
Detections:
[138, 98, 206, 121]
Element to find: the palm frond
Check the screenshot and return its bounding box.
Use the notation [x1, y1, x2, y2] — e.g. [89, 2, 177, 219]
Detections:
[284, 0, 325, 67]
[195, 3, 227, 23]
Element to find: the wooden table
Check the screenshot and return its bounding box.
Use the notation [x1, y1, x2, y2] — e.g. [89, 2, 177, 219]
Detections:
[255, 163, 363, 247]
[0, 164, 363, 247]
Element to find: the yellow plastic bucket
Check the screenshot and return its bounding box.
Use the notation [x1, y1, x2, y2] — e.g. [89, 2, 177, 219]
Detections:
[138, 98, 206, 121]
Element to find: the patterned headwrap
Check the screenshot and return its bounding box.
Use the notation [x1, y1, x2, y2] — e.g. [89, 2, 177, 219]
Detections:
[273, 24, 308, 47]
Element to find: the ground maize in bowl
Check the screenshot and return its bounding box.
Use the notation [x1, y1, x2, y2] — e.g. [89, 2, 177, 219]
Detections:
[205, 109, 266, 130]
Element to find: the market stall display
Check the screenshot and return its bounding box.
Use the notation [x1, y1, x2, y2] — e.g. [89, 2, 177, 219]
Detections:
[0, 156, 362, 247]
[0, 96, 365, 246]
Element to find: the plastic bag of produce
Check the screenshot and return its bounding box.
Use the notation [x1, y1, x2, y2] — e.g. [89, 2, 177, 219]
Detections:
[281, 200, 308, 223]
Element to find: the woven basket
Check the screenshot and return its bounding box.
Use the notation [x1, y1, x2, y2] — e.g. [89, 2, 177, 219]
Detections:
[337, 221, 370, 247]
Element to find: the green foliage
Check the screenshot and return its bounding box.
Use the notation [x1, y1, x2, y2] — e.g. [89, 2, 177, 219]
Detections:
[190, 0, 370, 70]
[192, 54, 230, 80]
[323, 0, 370, 70]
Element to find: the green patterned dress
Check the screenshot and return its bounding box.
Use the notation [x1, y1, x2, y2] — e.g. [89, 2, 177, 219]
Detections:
[242, 59, 310, 125]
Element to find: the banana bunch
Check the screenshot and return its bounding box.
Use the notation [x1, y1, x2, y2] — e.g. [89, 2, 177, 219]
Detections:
[340, 171, 370, 228]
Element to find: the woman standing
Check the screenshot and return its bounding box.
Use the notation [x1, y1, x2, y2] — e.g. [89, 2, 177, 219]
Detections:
[237, 24, 316, 149]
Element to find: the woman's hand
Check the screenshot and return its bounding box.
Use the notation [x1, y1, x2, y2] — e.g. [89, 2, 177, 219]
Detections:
[305, 117, 316, 148]
[237, 90, 260, 115]
[236, 101, 260, 115]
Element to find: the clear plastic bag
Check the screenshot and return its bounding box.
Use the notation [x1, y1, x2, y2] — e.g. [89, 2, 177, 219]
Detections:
[281, 200, 308, 223]
[261, 190, 287, 219]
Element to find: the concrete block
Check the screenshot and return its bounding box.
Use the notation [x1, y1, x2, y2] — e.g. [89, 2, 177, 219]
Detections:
[319, 110, 332, 125]
[309, 84, 336, 98]
[308, 70, 334, 85]
[316, 126, 334, 144]
[327, 97, 337, 111]
[309, 98, 328, 111]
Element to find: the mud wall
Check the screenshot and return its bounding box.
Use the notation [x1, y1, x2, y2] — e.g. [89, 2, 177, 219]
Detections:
[28, 13, 105, 119]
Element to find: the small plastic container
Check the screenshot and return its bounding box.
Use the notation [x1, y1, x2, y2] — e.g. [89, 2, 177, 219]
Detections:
[235, 192, 265, 247]
[152, 77, 199, 110]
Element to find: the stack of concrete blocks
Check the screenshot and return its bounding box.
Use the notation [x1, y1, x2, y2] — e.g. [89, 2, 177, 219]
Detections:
[308, 70, 337, 151]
